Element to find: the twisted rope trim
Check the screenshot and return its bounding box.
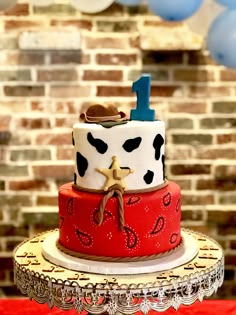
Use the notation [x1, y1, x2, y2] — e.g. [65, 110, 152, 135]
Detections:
[56, 237, 183, 262]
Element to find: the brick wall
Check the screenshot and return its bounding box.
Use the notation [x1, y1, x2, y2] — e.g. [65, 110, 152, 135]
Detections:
[0, 2, 235, 298]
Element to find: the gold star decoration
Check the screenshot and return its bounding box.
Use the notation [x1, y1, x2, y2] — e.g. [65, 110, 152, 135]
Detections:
[96, 156, 134, 191]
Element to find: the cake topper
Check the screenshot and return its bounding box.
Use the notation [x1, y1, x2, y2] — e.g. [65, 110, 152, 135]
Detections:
[130, 74, 155, 121]
[80, 104, 127, 124]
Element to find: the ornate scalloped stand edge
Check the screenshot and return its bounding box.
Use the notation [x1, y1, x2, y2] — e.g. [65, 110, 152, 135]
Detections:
[14, 229, 224, 315]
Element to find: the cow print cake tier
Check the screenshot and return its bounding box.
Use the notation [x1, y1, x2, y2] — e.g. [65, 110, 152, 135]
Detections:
[57, 75, 182, 261]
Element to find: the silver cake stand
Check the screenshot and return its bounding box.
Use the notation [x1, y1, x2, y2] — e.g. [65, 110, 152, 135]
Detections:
[14, 228, 224, 315]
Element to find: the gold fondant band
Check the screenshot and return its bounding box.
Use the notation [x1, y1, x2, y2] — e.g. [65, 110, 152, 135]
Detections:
[56, 237, 183, 263]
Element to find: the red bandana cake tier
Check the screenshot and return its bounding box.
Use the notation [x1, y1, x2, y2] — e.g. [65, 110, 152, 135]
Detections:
[57, 75, 182, 261]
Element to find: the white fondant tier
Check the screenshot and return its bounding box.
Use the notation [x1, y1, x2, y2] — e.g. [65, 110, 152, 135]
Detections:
[73, 120, 165, 192]
[42, 230, 198, 275]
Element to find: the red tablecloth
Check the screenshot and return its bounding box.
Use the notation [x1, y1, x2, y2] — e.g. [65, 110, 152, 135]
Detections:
[0, 299, 235, 315]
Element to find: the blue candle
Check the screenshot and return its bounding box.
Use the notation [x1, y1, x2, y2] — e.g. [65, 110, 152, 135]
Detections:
[130, 74, 155, 121]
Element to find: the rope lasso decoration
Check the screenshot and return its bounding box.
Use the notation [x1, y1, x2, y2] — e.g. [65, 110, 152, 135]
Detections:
[97, 184, 125, 231]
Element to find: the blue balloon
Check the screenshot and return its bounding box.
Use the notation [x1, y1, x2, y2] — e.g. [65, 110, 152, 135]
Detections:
[148, 0, 203, 21]
[116, 0, 141, 6]
[215, 0, 236, 9]
[207, 10, 236, 68]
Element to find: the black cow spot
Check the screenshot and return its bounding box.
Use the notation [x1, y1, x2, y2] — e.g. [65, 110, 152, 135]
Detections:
[153, 134, 164, 160]
[76, 152, 88, 177]
[72, 132, 75, 146]
[122, 137, 142, 152]
[87, 132, 108, 154]
[162, 154, 166, 180]
[74, 172, 77, 184]
[143, 170, 154, 185]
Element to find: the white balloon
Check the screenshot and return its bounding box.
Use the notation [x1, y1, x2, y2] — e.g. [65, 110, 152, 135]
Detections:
[186, 0, 224, 37]
[71, 0, 114, 13]
[30, 0, 54, 6]
[0, 0, 17, 11]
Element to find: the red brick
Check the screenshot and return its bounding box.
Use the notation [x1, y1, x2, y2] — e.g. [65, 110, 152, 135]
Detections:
[96, 53, 137, 65]
[208, 210, 236, 225]
[83, 70, 123, 81]
[50, 85, 91, 98]
[4, 85, 44, 97]
[173, 69, 214, 82]
[3, 3, 29, 16]
[36, 132, 71, 145]
[33, 164, 74, 180]
[9, 180, 50, 191]
[49, 52, 90, 65]
[181, 194, 214, 205]
[4, 20, 44, 30]
[196, 148, 236, 160]
[151, 85, 183, 97]
[51, 19, 92, 30]
[197, 179, 236, 191]
[55, 101, 77, 114]
[97, 85, 133, 97]
[0, 115, 11, 130]
[171, 164, 211, 175]
[36, 195, 57, 206]
[37, 69, 78, 82]
[169, 102, 207, 114]
[181, 209, 203, 221]
[6, 51, 45, 65]
[187, 51, 217, 65]
[84, 35, 133, 49]
[16, 117, 51, 129]
[55, 117, 77, 128]
[57, 147, 74, 160]
[217, 133, 236, 144]
[187, 86, 231, 98]
[30, 100, 52, 112]
[220, 69, 236, 81]
[215, 165, 236, 180]
[142, 51, 184, 65]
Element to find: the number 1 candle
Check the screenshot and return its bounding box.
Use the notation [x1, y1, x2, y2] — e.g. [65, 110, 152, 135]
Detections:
[130, 74, 155, 121]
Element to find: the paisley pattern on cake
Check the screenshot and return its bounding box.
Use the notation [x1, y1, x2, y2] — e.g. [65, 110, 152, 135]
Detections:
[126, 195, 141, 205]
[59, 216, 64, 229]
[93, 209, 113, 225]
[75, 229, 93, 247]
[122, 137, 142, 152]
[163, 192, 171, 206]
[124, 226, 137, 249]
[87, 132, 108, 154]
[66, 198, 74, 215]
[143, 170, 154, 185]
[76, 152, 88, 177]
[153, 134, 164, 160]
[150, 216, 165, 235]
[170, 233, 179, 244]
[176, 198, 181, 212]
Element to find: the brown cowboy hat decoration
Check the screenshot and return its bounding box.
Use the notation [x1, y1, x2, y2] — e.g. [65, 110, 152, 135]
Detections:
[80, 104, 127, 124]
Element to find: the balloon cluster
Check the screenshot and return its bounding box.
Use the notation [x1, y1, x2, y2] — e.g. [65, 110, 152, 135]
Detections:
[207, 1, 236, 68]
